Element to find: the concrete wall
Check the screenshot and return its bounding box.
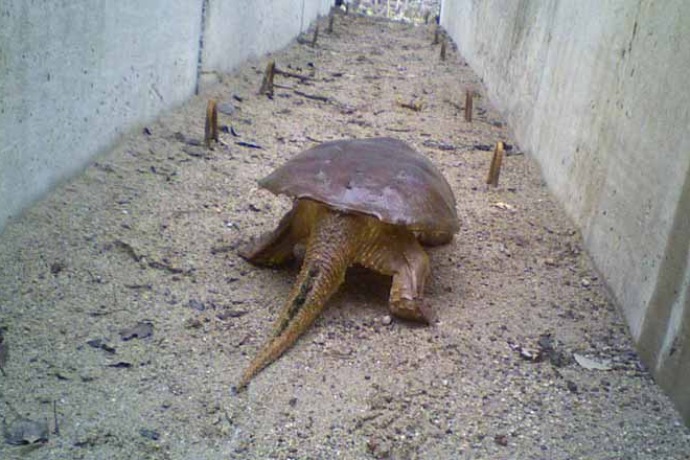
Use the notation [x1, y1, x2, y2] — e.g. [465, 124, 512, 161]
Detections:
[202, 0, 332, 85]
[0, 0, 332, 231]
[441, 0, 690, 423]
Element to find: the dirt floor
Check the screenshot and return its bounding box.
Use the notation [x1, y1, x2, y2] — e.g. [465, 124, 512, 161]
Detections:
[1, 12, 689, 460]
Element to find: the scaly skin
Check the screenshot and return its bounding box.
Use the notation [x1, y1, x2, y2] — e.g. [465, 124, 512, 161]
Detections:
[237, 202, 364, 390]
[236, 199, 434, 390]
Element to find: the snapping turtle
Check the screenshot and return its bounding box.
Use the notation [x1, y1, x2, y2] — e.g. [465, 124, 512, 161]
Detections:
[237, 137, 458, 389]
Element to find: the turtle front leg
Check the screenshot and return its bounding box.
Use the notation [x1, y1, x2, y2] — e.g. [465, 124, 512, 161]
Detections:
[239, 200, 318, 266]
[357, 227, 434, 323]
[389, 239, 434, 323]
[238, 206, 298, 266]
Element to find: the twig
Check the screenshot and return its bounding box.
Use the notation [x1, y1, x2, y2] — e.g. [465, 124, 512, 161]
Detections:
[259, 61, 275, 96]
[440, 40, 447, 61]
[311, 25, 319, 47]
[236, 141, 263, 149]
[275, 67, 311, 82]
[294, 90, 330, 103]
[486, 141, 505, 187]
[204, 99, 219, 149]
[210, 244, 236, 255]
[327, 14, 335, 34]
[464, 90, 473, 122]
[433, 26, 440, 45]
[398, 99, 424, 112]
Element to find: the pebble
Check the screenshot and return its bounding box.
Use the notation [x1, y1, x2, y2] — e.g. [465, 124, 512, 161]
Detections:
[139, 428, 160, 441]
[3, 418, 49, 445]
[217, 102, 236, 116]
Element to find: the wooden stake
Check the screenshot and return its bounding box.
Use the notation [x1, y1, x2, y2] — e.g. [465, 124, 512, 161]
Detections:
[259, 60, 275, 96]
[486, 141, 505, 187]
[464, 90, 473, 123]
[433, 26, 440, 45]
[204, 99, 218, 149]
[311, 25, 319, 47]
[440, 40, 447, 61]
[327, 14, 335, 34]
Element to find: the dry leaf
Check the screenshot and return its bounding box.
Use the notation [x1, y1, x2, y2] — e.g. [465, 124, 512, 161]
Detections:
[491, 202, 515, 211]
[573, 353, 612, 371]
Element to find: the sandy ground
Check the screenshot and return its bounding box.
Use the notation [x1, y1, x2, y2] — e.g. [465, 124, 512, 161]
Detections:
[1, 13, 689, 460]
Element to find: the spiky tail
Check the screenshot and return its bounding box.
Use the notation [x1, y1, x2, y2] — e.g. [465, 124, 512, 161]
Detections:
[236, 210, 358, 391]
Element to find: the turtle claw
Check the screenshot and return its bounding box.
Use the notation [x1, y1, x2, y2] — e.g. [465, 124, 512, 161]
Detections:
[391, 298, 436, 324]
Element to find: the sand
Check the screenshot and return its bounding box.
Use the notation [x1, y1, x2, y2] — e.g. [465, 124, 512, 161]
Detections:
[1, 12, 689, 460]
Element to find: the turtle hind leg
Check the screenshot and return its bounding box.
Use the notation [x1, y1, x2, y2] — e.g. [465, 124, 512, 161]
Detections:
[236, 207, 363, 391]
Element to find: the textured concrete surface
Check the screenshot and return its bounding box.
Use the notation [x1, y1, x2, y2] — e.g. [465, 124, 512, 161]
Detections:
[441, 0, 690, 423]
[200, 0, 332, 86]
[0, 0, 331, 232]
[0, 1, 202, 230]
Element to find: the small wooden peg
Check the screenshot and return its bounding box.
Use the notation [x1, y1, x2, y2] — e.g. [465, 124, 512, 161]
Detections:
[205, 99, 219, 149]
[259, 60, 276, 96]
[311, 25, 319, 47]
[486, 142, 505, 187]
[464, 90, 473, 123]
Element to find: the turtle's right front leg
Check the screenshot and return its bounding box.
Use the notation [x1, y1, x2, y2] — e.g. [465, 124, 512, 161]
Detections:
[357, 226, 434, 323]
[387, 235, 434, 323]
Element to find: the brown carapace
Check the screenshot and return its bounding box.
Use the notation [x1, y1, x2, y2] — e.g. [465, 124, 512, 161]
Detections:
[236, 137, 459, 390]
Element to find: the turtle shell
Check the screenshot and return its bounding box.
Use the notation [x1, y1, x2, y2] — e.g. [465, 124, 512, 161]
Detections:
[259, 137, 459, 234]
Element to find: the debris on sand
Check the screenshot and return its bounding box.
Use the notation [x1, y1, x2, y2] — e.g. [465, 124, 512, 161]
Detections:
[119, 322, 154, 341]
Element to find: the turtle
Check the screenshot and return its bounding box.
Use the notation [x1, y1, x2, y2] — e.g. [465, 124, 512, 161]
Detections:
[236, 137, 459, 390]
